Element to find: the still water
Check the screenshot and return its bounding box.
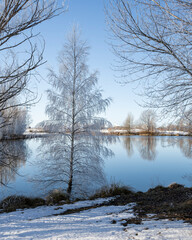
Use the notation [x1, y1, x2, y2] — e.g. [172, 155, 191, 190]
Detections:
[0, 136, 192, 200]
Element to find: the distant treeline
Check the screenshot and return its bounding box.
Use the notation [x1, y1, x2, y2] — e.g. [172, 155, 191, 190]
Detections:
[122, 110, 192, 135]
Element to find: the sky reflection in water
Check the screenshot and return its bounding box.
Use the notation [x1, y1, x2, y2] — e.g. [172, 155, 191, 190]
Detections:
[0, 136, 192, 200]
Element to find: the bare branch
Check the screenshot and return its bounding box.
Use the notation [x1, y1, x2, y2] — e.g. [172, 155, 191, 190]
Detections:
[106, 0, 192, 116]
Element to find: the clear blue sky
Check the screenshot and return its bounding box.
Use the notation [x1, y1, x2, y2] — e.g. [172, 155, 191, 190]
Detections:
[30, 0, 143, 127]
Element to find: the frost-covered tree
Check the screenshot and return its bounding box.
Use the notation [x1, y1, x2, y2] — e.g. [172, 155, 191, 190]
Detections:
[38, 27, 113, 198]
[139, 109, 157, 133]
[178, 110, 192, 134]
[0, 102, 28, 138]
[124, 113, 134, 133]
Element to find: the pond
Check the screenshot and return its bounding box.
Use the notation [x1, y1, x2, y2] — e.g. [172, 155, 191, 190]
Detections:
[0, 136, 192, 200]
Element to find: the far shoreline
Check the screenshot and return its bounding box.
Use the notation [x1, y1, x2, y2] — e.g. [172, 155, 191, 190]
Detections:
[1, 127, 191, 141]
[101, 128, 192, 137]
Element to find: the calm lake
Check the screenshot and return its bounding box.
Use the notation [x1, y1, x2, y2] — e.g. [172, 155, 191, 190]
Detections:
[0, 136, 192, 200]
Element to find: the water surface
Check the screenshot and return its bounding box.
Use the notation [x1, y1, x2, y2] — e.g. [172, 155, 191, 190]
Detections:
[0, 136, 192, 200]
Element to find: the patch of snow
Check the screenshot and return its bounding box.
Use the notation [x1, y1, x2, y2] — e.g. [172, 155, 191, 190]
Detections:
[159, 130, 189, 135]
[0, 199, 192, 240]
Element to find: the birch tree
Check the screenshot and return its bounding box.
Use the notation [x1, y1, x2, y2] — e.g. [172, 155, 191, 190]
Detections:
[38, 28, 113, 198]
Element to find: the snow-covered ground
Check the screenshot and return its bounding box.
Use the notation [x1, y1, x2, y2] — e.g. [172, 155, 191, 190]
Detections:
[0, 198, 192, 240]
[101, 128, 190, 136]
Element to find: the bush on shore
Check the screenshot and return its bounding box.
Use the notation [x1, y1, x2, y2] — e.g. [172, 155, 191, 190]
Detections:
[0, 195, 45, 212]
[45, 189, 69, 205]
[89, 183, 133, 200]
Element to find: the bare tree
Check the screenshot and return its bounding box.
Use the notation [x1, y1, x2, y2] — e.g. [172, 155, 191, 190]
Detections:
[37, 27, 113, 198]
[0, 0, 64, 128]
[139, 109, 157, 133]
[0, 0, 64, 186]
[124, 113, 134, 133]
[179, 110, 192, 134]
[106, 0, 192, 116]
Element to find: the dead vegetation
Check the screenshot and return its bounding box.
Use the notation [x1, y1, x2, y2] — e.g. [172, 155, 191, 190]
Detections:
[107, 183, 192, 224]
[0, 196, 45, 213]
[89, 183, 133, 200]
[1, 183, 192, 225]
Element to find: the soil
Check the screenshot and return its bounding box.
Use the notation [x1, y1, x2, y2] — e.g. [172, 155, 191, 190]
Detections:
[1, 183, 192, 224]
[106, 183, 192, 224]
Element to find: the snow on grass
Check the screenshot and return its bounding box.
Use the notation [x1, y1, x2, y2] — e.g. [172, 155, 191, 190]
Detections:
[0, 198, 114, 221]
[0, 198, 192, 240]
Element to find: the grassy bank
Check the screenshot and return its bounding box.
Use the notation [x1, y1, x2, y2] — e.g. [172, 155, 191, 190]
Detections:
[1, 183, 192, 224]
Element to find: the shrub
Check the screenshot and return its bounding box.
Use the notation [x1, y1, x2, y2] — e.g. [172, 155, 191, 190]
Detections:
[0, 195, 45, 212]
[90, 183, 133, 200]
[45, 189, 69, 205]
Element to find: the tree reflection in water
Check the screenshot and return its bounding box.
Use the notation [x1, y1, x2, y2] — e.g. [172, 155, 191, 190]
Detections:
[159, 136, 192, 159]
[123, 137, 133, 157]
[34, 134, 116, 199]
[0, 140, 28, 186]
[175, 137, 192, 183]
[136, 137, 157, 161]
[1, 136, 191, 197]
[123, 136, 157, 161]
[177, 138, 192, 159]
[123, 136, 192, 185]
[123, 136, 192, 161]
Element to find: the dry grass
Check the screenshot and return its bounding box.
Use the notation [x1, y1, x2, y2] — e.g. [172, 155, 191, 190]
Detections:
[0, 195, 45, 212]
[89, 183, 133, 200]
[45, 189, 69, 205]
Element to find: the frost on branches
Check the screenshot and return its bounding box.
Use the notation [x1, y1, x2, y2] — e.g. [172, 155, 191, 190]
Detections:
[36, 27, 115, 198]
[0, 104, 28, 139]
